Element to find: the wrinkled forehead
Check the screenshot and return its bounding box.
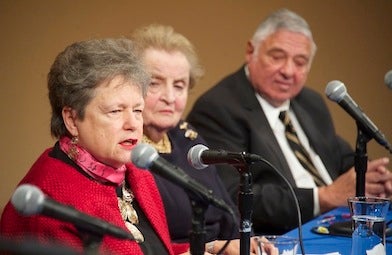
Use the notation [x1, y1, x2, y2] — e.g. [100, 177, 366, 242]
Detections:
[261, 30, 312, 58]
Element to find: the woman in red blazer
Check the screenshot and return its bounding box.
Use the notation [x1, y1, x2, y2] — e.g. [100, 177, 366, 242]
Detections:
[0, 38, 188, 255]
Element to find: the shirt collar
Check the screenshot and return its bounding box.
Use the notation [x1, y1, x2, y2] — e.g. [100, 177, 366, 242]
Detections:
[255, 93, 290, 128]
[245, 64, 291, 125]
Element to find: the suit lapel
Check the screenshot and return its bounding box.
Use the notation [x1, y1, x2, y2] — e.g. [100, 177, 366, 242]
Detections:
[250, 108, 297, 184]
[234, 67, 296, 184]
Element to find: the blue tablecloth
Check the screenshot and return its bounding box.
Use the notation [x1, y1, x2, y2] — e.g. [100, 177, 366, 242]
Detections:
[284, 206, 392, 255]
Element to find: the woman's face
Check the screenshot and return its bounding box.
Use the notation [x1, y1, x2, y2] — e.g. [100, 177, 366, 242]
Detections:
[142, 49, 190, 135]
[64, 75, 144, 168]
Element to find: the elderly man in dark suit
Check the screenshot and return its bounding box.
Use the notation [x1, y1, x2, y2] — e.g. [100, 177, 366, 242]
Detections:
[187, 9, 392, 234]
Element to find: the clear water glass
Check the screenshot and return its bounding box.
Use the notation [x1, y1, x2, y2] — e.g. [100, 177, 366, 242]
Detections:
[255, 235, 298, 255]
[348, 197, 390, 255]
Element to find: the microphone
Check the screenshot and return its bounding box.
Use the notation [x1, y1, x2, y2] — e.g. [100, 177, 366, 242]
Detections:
[385, 70, 392, 89]
[325, 80, 392, 153]
[187, 144, 307, 255]
[131, 143, 234, 215]
[187, 144, 262, 169]
[11, 184, 133, 240]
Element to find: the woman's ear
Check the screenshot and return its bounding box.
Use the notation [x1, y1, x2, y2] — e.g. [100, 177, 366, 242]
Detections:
[62, 107, 78, 137]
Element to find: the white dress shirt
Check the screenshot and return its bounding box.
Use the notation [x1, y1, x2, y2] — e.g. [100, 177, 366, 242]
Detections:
[255, 93, 333, 216]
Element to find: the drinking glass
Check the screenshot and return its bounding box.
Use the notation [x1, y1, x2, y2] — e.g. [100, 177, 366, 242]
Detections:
[255, 235, 298, 255]
[348, 196, 390, 255]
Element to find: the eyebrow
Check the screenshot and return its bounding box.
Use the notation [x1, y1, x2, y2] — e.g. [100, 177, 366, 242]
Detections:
[268, 48, 310, 60]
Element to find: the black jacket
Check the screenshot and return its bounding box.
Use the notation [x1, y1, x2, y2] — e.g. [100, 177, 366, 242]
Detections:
[187, 66, 354, 234]
[153, 120, 240, 242]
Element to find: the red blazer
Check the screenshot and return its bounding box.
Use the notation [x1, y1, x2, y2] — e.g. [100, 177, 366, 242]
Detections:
[0, 147, 189, 255]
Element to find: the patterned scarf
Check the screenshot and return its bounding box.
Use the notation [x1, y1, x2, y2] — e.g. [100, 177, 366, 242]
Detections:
[59, 136, 126, 185]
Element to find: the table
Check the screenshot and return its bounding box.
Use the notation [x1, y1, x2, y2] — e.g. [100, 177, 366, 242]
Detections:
[284, 206, 392, 255]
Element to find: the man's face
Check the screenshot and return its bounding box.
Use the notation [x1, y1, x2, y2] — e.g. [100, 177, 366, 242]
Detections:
[246, 30, 313, 107]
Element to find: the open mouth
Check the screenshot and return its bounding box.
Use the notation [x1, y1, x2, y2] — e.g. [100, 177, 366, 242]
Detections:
[120, 139, 138, 148]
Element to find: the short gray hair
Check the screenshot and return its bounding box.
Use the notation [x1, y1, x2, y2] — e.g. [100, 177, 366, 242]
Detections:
[252, 9, 317, 60]
[48, 38, 150, 138]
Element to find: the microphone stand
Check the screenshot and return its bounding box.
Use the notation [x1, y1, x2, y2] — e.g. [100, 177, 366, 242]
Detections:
[354, 126, 370, 197]
[328, 124, 371, 237]
[78, 229, 103, 255]
[189, 198, 208, 255]
[235, 164, 253, 255]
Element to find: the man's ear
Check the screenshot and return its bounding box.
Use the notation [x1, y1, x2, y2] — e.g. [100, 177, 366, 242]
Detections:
[246, 40, 254, 54]
[245, 40, 255, 61]
[62, 107, 78, 137]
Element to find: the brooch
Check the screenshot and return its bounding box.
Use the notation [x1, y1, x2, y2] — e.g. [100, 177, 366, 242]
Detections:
[180, 121, 198, 140]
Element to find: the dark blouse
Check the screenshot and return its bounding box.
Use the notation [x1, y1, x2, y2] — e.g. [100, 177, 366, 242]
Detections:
[152, 121, 240, 243]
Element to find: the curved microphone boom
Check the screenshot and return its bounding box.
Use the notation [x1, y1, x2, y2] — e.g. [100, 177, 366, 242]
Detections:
[11, 184, 133, 240]
[187, 144, 306, 255]
[187, 144, 262, 169]
[131, 143, 235, 216]
[326, 80, 392, 153]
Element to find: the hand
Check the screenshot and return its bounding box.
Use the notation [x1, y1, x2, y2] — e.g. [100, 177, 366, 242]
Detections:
[252, 236, 278, 255]
[364, 157, 391, 197]
[318, 157, 391, 213]
[207, 239, 259, 255]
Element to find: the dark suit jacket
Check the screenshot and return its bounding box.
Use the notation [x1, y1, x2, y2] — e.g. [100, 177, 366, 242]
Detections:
[153, 120, 240, 243]
[187, 66, 354, 234]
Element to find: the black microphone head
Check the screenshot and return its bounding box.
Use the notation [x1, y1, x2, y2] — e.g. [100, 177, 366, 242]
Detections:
[11, 184, 45, 216]
[384, 70, 392, 89]
[325, 80, 347, 102]
[187, 144, 209, 169]
[131, 143, 159, 169]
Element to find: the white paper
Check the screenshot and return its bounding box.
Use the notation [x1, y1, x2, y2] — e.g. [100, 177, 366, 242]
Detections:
[366, 243, 385, 255]
[281, 249, 295, 255]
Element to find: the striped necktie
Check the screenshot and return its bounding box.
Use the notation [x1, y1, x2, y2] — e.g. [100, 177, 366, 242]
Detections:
[279, 111, 326, 186]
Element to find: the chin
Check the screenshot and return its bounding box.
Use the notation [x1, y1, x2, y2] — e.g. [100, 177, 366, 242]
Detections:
[155, 123, 176, 131]
[106, 157, 128, 169]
